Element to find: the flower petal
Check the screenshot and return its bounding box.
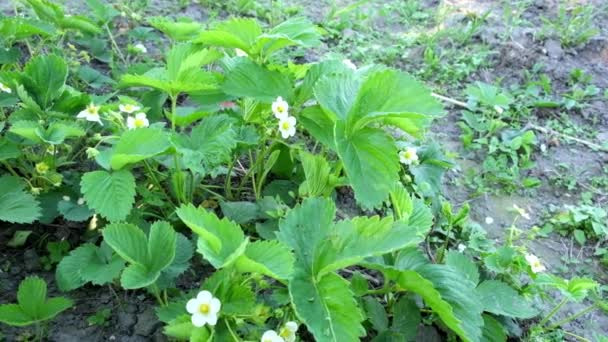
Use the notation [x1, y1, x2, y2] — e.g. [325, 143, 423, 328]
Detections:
[186, 298, 200, 314]
[197, 290, 212, 303]
[135, 112, 147, 120]
[210, 298, 221, 314]
[206, 313, 218, 326]
[191, 313, 207, 327]
[285, 321, 298, 332]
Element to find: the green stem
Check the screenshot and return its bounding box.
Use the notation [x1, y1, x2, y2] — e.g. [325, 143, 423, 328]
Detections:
[437, 223, 454, 263]
[143, 161, 176, 209]
[225, 319, 240, 341]
[150, 284, 166, 306]
[547, 303, 597, 330]
[225, 158, 235, 200]
[561, 330, 591, 342]
[538, 297, 568, 327]
[249, 150, 258, 199]
[105, 24, 127, 65]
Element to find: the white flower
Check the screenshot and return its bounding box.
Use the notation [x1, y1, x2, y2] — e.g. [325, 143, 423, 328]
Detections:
[457, 244, 466, 252]
[119, 103, 141, 113]
[279, 321, 298, 342]
[261, 330, 284, 342]
[513, 204, 531, 220]
[77, 103, 103, 125]
[399, 147, 419, 165]
[133, 43, 147, 54]
[493, 105, 504, 114]
[343, 58, 357, 70]
[235, 48, 248, 57]
[272, 96, 289, 119]
[126, 112, 150, 130]
[62, 196, 71, 202]
[278, 116, 296, 139]
[0, 82, 11, 94]
[485, 216, 494, 224]
[186, 291, 221, 327]
[525, 254, 546, 273]
[77, 198, 85, 206]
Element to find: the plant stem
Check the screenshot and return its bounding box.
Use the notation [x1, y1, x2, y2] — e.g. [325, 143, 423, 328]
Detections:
[437, 223, 454, 263]
[547, 303, 597, 330]
[105, 24, 127, 65]
[225, 158, 235, 200]
[249, 150, 258, 199]
[538, 297, 568, 327]
[225, 319, 240, 341]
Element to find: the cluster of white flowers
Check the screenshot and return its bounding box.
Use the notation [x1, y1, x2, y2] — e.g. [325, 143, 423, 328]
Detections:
[399, 147, 419, 166]
[0, 82, 11, 94]
[513, 204, 531, 220]
[261, 321, 298, 342]
[272, 96, 296, 139]
[77, 102, 149, 129]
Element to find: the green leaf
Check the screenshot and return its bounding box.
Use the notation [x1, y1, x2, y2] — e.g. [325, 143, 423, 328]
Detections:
[251, 17, 321, 56]
[149, 17, 202, 41]
[18, 276, 47, 318]
[397, 270, 467, 341]
[121, 264, 161, 289]
[335, 123, 399, 209]
[315, 215, 423, 277]
[391, 296, 421, 341]
[21, 54, 68, 109]
[297, 60, 349, 104]
[298, 150, 333, 197]
[0, 175, 41, 223]
[222, 58, 293, 103]
[445, 251, 480, 285]
[235, 240, 294, 280]
[347, 69, 442, 133]
[176, 204, 247, 268]
[277, 197, 336, 273]
[147, 221, 177, 272]
[57, 198, 93, 222]
[172, 114, 237, 175]
[79, 243, 125, 286]
[40, 121, 85, 144]
[156, 233, 193, 290]
[195, 18, 262, 52]
[80, 170, 135, 222]
[314, 73, 360, 120]
[0, 304, 32, 326]
[111, 127, 170, 170]
[0, 139, 21, 161]
[363, 296, 388, 332]
[59, 15, 102, 34]
[299, 105, 336, 149]
[56, 243, 96, 291]
[476, 280, 537, 319]
[480, 314, 507, 342]
[102, 223, 149, 265]
[220, 201, 260, 224]
[417, 265, 484, 342]
[290, 271, 365, 342]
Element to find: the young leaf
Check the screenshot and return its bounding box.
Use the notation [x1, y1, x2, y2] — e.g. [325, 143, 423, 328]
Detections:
[102, 223, 149, 265]
[176, 204, 247, 268]
[110, 127, 170, 170]
[80, 169, 135, 222]
[251, 17, 321, 56]
[149, 17, 202, 41]
[0, 175, 41, 223]
[56, 243, 97, 291]
[147, 221, 177, 272]
[298, 150, 333, 197]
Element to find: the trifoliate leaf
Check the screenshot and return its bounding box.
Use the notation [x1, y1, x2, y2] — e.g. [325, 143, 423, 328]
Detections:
[80, 169, 135, 222]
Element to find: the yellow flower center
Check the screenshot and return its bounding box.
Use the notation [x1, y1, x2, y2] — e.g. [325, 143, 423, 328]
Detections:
[277, 105, 285, 113]
[87, 106, 99, 115]
[36, 162, 49, 174]
[125, 104, 134, 111]
[404, 151, 414, 159]
[279, 328, 290, 338]
[199, 303, 210, 314]
[134, 118, 146, 128]
[281, 121, 291, 130]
